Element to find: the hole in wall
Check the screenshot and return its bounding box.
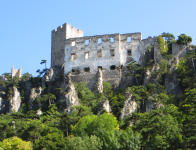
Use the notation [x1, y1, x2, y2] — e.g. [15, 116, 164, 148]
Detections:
[110, 49, 115, 57]
[127, 49, 132, 56]
[71, 41, 75, 46]
[110, 65, 116, 70]
[72, 69, 76, 73]
[98, 66, 102, 70]
[85, 40, 89, 45]
[85, 52, 89, 59]
[98, 38, 102, 44]
[110, 37, 114, 43]
[84, 67, 90, 72]
[71, 53, 75, 61]
[97, 50, 102, 58]
[127, 37, 132, 42]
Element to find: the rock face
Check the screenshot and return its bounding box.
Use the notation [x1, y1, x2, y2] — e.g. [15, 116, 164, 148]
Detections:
[95, 68, 103, 93]
[143, 64, 160, 86]
[146, 99, 164, 113]
[29, 87, 42, 109]
[0, 96, 5, 113]
[120, 91, 137, 119]
[62, 74, 79, 114]
[165, 74, 182, 99]
[9, 87, 21, 113]
[97, 100, 111, 114]
[36, 109, 42, 115]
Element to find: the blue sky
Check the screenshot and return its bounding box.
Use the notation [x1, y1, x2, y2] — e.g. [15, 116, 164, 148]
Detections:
[0, 0, 195, 76]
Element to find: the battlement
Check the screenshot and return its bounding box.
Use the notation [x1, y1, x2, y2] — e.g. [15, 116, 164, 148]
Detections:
[52, 23, 83, 39]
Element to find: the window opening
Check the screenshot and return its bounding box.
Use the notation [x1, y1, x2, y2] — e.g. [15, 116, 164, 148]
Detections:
[72, 69, 76, 73]
[98, 66, 102, 70]
[127, 49, 132, 56]
[127, 37, 132, 42]
[85, 52, 89, 59]
[71, 53, 75, 61]
[110, 37, 114, 43]
[84, 67, 90, 72]
[98, 50, 102, 58]
[85, 40, 89, 45]
[71, 41, 75, 46]
[110, 49, 115, 57]
[98, 38, 102, 44]
[110, 65, 116, 70]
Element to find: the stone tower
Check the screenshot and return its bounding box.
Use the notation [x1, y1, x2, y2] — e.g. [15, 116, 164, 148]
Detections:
[51, 23, 83, 68]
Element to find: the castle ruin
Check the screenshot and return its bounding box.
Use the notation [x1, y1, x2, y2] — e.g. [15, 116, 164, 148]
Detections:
[51, 23, 186, 90]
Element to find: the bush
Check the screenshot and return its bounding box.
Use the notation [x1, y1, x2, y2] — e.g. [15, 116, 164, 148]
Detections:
[177, 34, 192, 45]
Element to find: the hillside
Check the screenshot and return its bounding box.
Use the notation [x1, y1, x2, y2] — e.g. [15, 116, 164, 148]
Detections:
[0, 33, 196, 149]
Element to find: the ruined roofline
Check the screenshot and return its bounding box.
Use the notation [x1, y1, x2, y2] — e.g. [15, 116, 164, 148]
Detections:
[51, 23, 83, 33]
[67, 32, 142, 40]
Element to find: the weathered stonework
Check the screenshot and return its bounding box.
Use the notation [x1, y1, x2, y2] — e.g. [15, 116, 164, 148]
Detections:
[51, 23, 191, 92]
[12, 66, 22, 78]
[9, 87, 21, 113]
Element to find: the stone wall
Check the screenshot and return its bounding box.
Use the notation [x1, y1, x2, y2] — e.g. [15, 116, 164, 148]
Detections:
[11, 66, 22, 78]
[51, 23, 83, 67]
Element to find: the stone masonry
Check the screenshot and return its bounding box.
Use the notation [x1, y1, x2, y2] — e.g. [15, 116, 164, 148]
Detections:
[51, 23, 185, 91]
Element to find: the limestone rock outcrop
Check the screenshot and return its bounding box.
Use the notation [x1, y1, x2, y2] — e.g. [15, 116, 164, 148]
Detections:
[146, 100, 164, 112]
[62, 74, 79, 114]
[97, 100, 111, 114]
[0, 96, 5, 113]
[9, 87, 21, 113]
[29, 87, 42, 109]
[120, 91, 137, 119]
[95, 68, 103, 93]
[36, 109, 42, 115]
[165, 74, 182, 99]
[143, 64, 160, 86]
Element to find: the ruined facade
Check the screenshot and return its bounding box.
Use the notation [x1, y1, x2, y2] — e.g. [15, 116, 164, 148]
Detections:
[51, 23, 159, 90]
[12, 66, 22, 78]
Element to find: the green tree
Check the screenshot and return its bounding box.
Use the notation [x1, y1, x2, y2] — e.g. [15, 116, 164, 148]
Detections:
[127, 61, 145, 85]
[180, 88, 196, 149]
[42, 93, 56, 106]
[177, 34, 192, 45]
[1, 137, 32, 150]
[65, 135, 102, 150]
[131, 105, 183, 150]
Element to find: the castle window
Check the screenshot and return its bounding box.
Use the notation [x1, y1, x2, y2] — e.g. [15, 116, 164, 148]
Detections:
[71, 41, 75, 46]
[72, 69, 76, 73]
[110, 65, 116, 70]
[84, 67, 90, 72]
[71, 53, 75, 61]
[127, 49, 132, 56]
[85, 40, 89, 45]
[127, 37, 132, 42]
[121, 65, 123, 69]
[98, 66, 102, 70]
[110, 37, 114, 43]
[110, 49, 115, 57]
[98, 38, 102, 44]
[85, 52, 89, 59]
[97, 50, 102, 58]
